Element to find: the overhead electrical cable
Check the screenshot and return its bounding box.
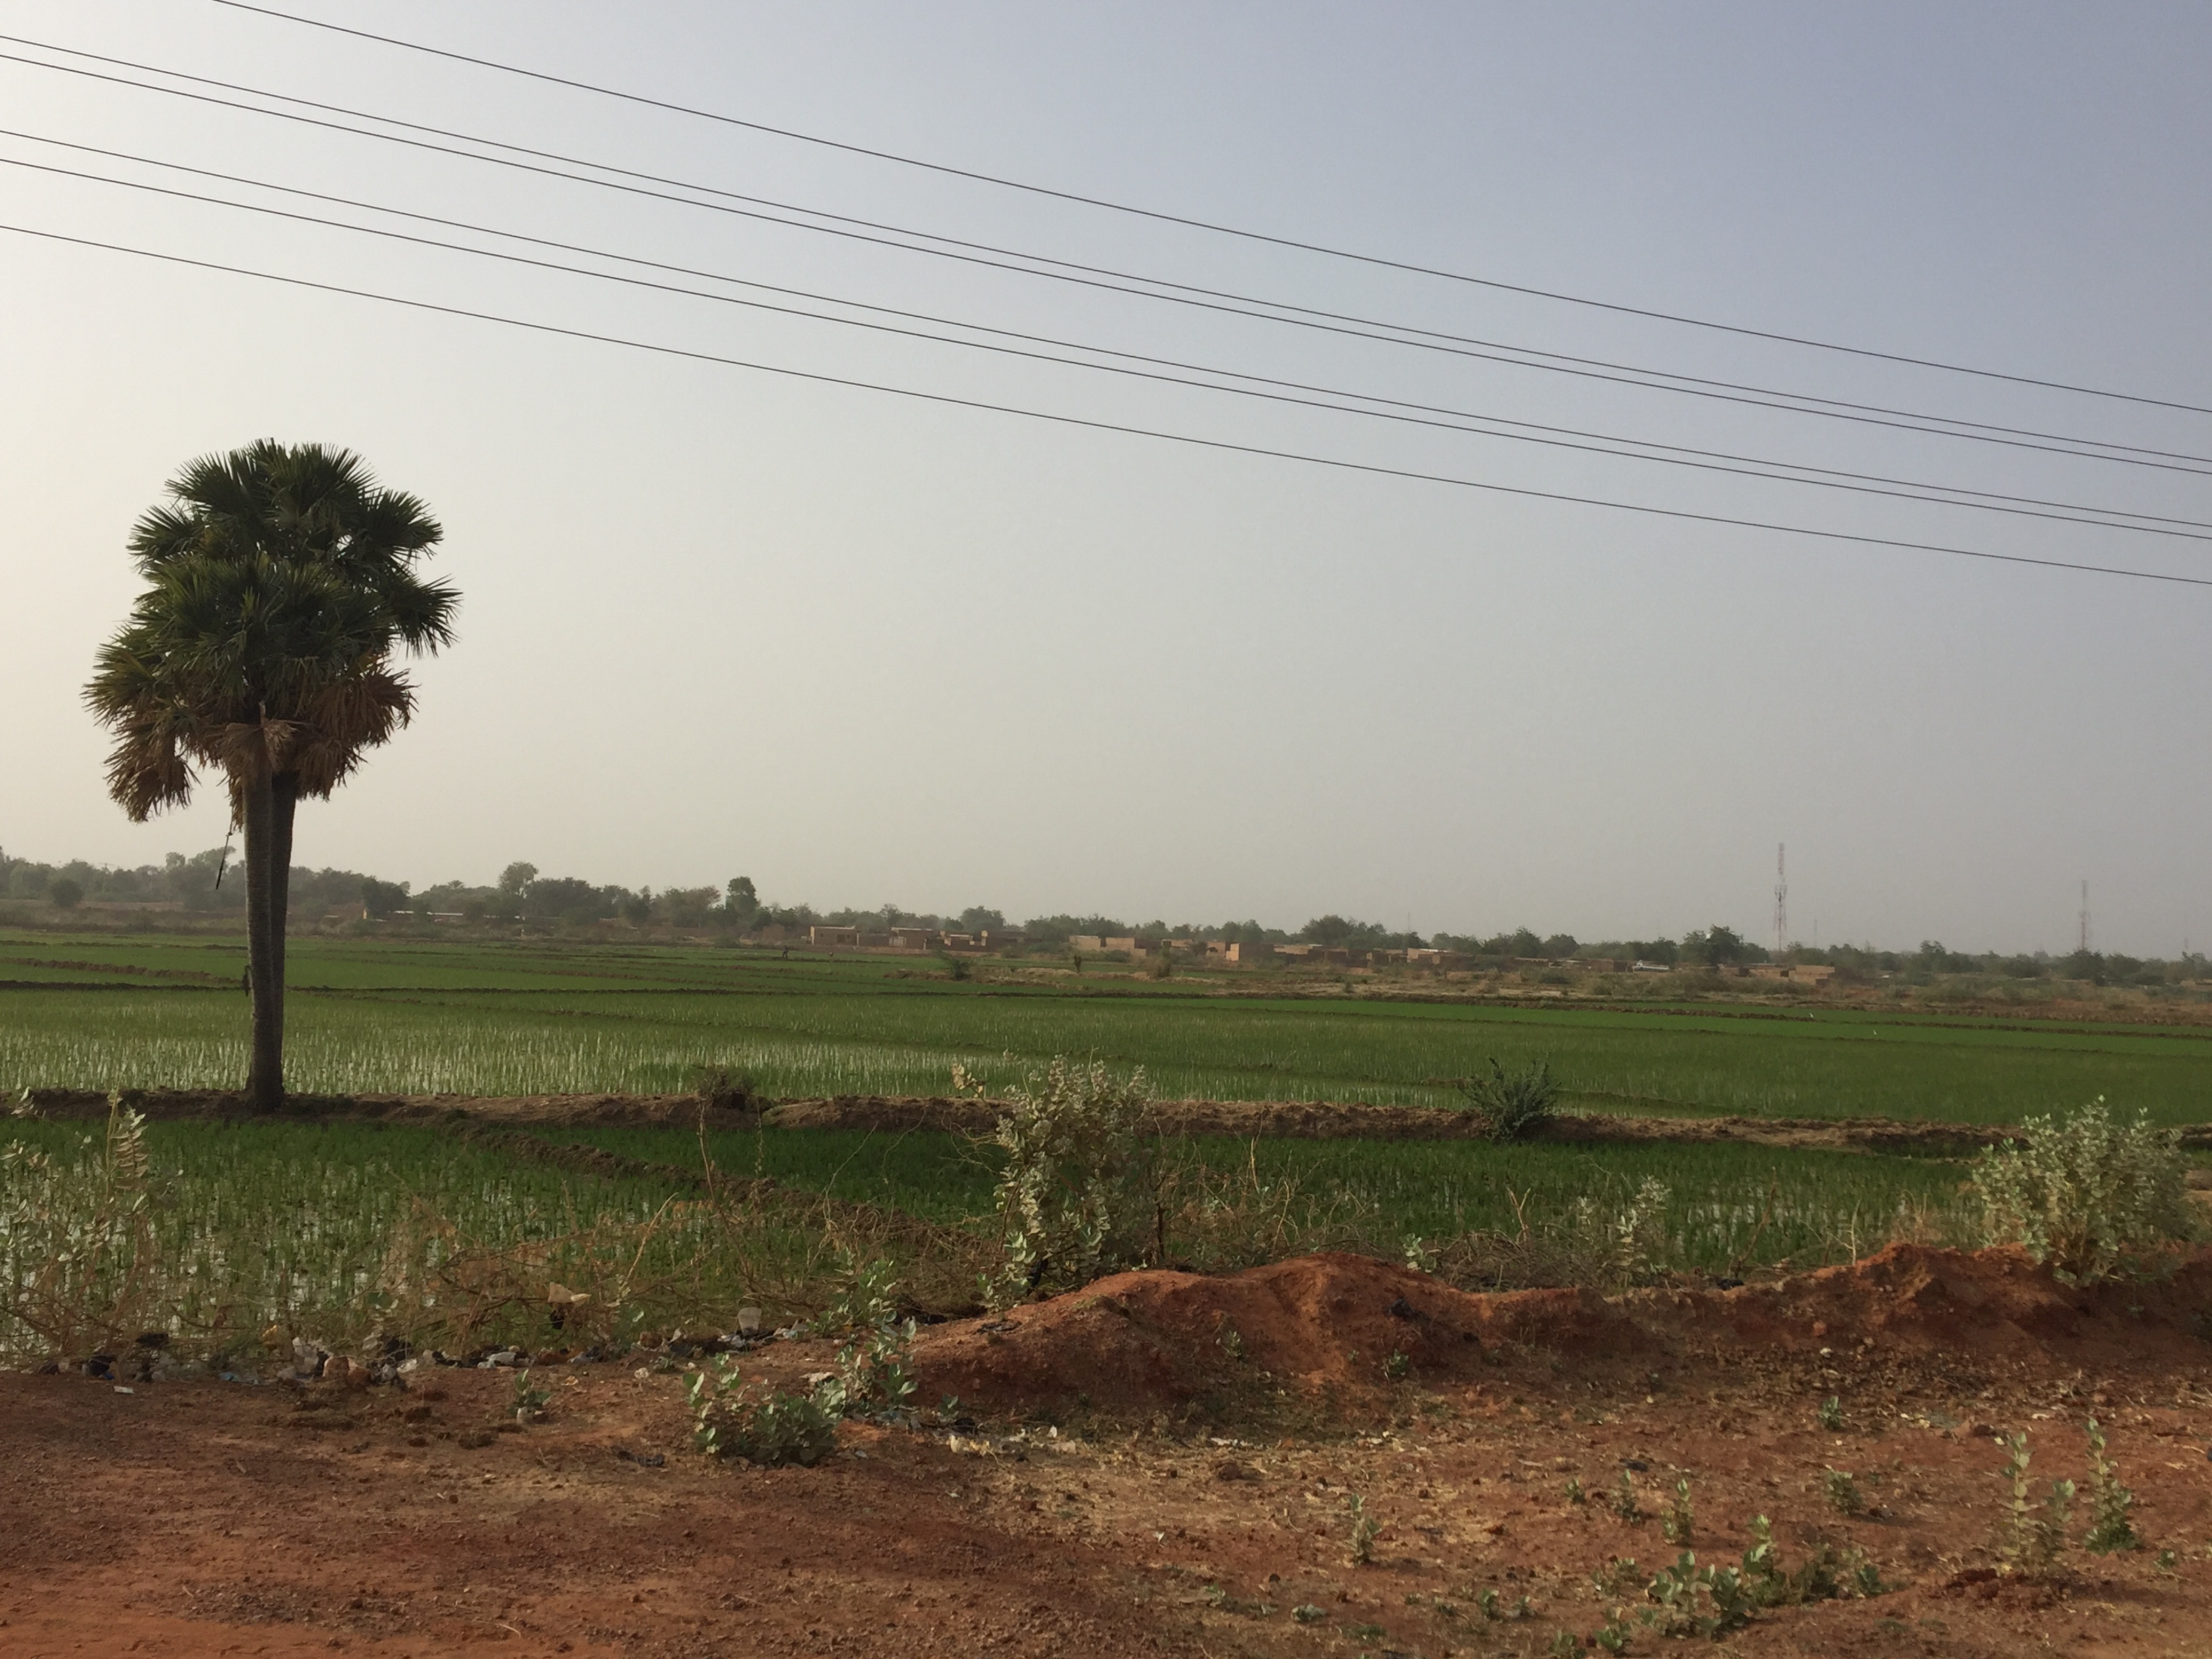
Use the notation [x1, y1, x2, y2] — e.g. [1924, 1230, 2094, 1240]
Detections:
[5, 34, 2193, 466]
[2, 39, 2205, 474]
[12, 142, 2209, 539]
[211, 0, 2212, 419]
[3, 218, 2205, 590]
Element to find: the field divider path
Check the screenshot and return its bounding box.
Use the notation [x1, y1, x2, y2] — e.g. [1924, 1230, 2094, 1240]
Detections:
[19, 1084, 2148, 1155]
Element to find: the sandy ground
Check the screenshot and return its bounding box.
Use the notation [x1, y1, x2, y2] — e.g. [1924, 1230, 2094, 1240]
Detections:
[7, 1247, 2212, 1658]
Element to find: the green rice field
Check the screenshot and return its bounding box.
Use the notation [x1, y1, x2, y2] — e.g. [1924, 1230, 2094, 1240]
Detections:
[0, 1113, 1971, 1360]
[4, 928, 2209, 1124]
[1, 927, 2204, 1360]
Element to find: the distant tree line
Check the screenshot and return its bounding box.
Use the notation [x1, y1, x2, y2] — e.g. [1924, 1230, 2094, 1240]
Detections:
[3, 847, 2203, 984]
[1, 845, 369, 919]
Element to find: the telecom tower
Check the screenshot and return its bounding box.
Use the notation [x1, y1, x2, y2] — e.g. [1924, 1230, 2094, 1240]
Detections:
[2078, 880, 2090, 954]
[1774, 844, 1788, 957]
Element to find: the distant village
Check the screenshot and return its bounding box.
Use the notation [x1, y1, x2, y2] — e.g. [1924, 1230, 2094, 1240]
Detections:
[781, 922, 1839, 983]
[17, 845, 2198, 987]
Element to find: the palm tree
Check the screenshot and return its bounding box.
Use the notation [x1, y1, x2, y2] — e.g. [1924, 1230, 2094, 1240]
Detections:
[85, 442, 457, 1111]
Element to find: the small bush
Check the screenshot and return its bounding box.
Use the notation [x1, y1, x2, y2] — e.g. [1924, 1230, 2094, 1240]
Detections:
[2083, 1418, 2141, 1555]
[1612, 1470, 1643, 1523]
[1971, 1098, 2192, 1282]
[690, 1065, 760, 1113]
[956, 1056, 1160, 1309]
[1662, 1476, 1695, 1543]
[816, 1253, 901, 1336]
[1999, 1432, 2072, 1576]
[1824, 1467, 1863, 1517]
[687, 1324, 917, 1467]
[832, 1317, 918, 1420]
[0, 1094, 160, 1357]
[689, 1357, 841, 1467]
[1456, 1057, 1561, 1141]
[1563, 1176, 1676, 1288]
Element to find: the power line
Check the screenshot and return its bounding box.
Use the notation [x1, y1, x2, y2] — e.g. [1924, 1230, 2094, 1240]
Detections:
[28, 128, 2198, 524]
[6, 217, 2207, 590]
[5, 39, 2207, 476]
[14, 140, 2208, 540]
[213, 0, 2212, 420]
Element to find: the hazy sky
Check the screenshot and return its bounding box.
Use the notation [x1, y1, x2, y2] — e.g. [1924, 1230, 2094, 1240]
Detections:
[4, 2, 2209, 954]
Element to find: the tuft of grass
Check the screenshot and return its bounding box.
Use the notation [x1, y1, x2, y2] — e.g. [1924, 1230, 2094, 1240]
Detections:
[1818, 1393, 1845, 1432]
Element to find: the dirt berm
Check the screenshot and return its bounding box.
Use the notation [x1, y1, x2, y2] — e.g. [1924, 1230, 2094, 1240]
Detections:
[912, 1243, 2212, 1419]
[21, 1085, 2089, 1153]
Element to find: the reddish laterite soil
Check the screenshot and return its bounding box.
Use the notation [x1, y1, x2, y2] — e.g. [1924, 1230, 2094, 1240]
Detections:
[5, 1246, 2212, 1657]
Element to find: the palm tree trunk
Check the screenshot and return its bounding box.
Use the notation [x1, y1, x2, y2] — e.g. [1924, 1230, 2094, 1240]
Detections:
[242, 773, 298, 1111]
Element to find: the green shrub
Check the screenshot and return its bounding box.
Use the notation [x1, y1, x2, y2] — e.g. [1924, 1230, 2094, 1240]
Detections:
[816, 1253, 901, 1336]
[1457, 1057, 1561, 1141]
[956, 1056, 1160, 1308]
[2083, 1418, 2141, 1555]
[687, 1355, 840, 1466]
[0, 1094, 160, 1357]
[689, 1065, 758, 1112]
[1662, 1476, 1694, 1543]
[1565, 1176, 1676, 1288]
[1971, 1098, 2193, 1282]
[1998, 1432, 2072, 1576]
[1824, 1467, 1863, 1516]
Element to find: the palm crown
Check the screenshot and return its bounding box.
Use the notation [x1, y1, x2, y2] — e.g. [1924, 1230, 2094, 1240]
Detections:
[85, 441, 457, 819]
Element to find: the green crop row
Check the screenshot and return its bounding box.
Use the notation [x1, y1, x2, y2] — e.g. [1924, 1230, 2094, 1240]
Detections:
[544, 1123, 1974, 1264]
[5, 972, 2209, 1124]
[0, 1113, 1979, 1366]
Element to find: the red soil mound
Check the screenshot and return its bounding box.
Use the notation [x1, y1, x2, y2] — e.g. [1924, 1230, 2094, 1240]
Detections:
[916, 1244, 2212, 1419]
[1672, 1240, 2212, 1364]
[913, 1252, 1649, 1417]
